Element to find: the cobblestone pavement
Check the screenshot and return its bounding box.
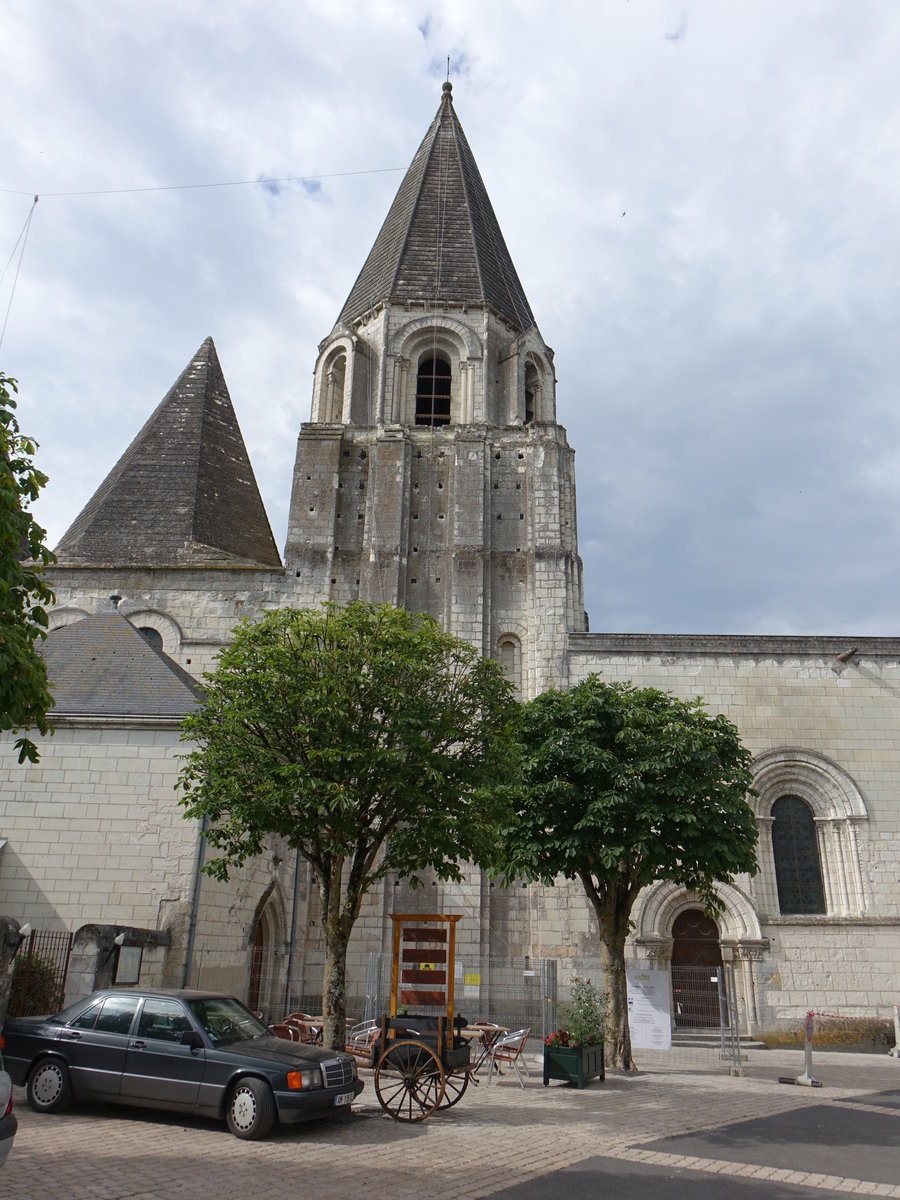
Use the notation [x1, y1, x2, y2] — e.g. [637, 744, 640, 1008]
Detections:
[3, 1048, 898, 1200]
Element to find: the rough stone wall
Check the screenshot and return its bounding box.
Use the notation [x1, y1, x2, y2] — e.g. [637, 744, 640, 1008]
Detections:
[284, 302, 583, 690]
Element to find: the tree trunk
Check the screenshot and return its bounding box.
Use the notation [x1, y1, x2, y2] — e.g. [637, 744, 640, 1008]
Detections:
[601, 927, 635, 1070]
[321, 921, 349, 1051]
[597, 883, 637, 1072]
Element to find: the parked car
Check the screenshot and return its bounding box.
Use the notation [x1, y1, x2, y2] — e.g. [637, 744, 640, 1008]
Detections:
[0, 1059, 16, 1167]
[2, 988, 363, 1140]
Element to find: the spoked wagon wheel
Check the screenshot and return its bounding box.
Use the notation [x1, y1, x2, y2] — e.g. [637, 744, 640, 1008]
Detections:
[437, 1068, 469, 1109]
[374, 1039, 446, 1122]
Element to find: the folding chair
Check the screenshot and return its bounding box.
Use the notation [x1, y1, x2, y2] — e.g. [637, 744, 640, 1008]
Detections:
[486, 1027, 532, 1087]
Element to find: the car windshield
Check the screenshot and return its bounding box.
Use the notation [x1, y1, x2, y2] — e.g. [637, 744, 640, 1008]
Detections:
[50, 996, 101, 1026]
[185, 997, 269, 1046]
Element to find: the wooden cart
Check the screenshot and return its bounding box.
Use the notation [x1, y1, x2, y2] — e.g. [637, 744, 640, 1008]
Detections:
[372, 913, 473, 1121]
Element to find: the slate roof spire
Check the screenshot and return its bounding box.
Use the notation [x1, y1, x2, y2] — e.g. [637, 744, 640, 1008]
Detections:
[56, 338, 281, 568]
[337, 81, 536, 333]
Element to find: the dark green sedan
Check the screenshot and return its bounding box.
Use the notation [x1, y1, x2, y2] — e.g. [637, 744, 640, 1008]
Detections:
[1, 988, 363, 1140]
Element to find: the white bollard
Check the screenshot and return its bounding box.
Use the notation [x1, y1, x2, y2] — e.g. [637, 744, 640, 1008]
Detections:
[779, 1009, 822, 1087]
[890, 1004, 899, 1059]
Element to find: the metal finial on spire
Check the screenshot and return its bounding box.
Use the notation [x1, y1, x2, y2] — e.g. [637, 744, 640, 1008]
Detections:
[442, 79, 452, 101]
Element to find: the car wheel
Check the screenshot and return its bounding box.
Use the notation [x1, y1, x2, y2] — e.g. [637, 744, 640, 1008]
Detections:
[27, 1058, 72, 1114]
[226, 1077, 276, 1140]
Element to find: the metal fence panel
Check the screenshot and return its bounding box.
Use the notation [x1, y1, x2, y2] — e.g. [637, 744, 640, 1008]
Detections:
[9, 930, 73, 1018]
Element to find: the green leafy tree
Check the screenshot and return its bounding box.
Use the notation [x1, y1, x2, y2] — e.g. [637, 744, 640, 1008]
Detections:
[1, 373, 55, 764]
[179, 602, 518, 1048]
[502, 674, 757, 1070]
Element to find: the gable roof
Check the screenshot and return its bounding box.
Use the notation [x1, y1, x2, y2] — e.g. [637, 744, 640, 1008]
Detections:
[337, 82, 536, 333]
[55, 338, 282, 569]
[41, 608, 204, 719]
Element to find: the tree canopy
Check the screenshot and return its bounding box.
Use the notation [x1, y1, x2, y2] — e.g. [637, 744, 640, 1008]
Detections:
[179, 602, 518, 1047]
[502, 674, 757, 1069]
[0, 373, 55, 764]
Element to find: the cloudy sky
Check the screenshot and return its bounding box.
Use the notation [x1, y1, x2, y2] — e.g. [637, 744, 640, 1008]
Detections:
[3, 1, 900, 635]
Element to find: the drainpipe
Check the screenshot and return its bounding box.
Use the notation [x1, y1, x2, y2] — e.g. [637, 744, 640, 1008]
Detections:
[183, 816, 208, 987]
[283, 847, 303, 1013]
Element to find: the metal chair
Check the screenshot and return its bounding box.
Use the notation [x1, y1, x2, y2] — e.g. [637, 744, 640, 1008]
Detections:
[269, 1023, 300, 1041]
[486, 1027, 532, 1087]
[344, 1019, 380, 1065]
[284, 1014, 323, 1044]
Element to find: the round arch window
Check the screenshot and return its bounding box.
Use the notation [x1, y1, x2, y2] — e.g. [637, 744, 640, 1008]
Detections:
[415, 356, 451, 427]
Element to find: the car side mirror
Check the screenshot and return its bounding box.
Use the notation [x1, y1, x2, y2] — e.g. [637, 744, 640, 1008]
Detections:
[181, 1030, 205, 1050]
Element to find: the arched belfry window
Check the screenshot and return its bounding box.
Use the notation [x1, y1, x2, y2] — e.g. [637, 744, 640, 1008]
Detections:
[524, 362, 539, 425]
[416, 356, 451, 427]
[771, 795, 826, 915]
[324, 351, 346, 423]
[498, 634, 522, 698]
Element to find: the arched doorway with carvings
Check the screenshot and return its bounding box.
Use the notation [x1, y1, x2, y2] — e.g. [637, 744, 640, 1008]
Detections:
[671, 909, 724, 1028]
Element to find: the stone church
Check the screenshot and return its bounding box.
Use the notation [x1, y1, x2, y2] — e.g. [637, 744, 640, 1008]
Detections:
[2, 82, 897, 1035]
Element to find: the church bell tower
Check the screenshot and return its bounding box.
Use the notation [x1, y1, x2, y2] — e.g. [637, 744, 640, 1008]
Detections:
[285, 82, 584, 696]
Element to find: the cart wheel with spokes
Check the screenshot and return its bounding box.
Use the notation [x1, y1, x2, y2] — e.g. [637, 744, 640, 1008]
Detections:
[437, 1067, 469, 1108]
[374, 1039, 445, 1121]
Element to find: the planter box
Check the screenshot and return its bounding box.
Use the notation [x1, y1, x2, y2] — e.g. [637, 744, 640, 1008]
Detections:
[543, 1042, 605, 1089]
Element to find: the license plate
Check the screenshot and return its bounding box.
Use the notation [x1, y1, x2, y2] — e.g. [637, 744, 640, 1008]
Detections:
[334, 1091, 354, 1106]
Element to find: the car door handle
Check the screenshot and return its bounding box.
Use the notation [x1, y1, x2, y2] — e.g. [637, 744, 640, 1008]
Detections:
[128, 1040, 146, 1049]
[61, 1030, 81, 1039]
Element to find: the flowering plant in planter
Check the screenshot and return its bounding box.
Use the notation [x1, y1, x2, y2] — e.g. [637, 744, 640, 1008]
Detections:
[555, 977, 608, 1048]
[543, 979, 608, 1088]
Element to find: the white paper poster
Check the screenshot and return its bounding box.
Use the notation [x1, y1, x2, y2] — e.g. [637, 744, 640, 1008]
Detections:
[626, 965, 672, 1050]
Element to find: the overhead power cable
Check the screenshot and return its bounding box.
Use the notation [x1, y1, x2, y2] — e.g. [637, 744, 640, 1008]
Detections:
[0, 195, 38, 353]
[0, 166, 405, 200]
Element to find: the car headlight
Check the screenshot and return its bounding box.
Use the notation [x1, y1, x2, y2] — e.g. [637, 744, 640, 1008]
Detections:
[286, 1067, 323, 1090]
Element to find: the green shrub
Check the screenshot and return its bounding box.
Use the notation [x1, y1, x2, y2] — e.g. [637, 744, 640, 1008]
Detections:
[8, 953, 64, 1018]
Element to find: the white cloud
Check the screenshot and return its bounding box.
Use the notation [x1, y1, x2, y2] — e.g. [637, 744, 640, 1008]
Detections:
[3, 0, 900, 633]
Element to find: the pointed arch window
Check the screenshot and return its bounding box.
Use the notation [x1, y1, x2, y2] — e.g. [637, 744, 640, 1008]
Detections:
[415, 356, 451, 427]
[771, 795, 826, 915]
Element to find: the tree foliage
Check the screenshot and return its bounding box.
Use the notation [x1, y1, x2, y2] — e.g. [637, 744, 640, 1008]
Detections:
[0, 373, 55, 764]
[502, 674, 757, 1070]
[179, 602, 518, 1047]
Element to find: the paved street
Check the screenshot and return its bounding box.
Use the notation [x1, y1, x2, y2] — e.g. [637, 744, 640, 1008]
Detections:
[4, 1048, 899, 1199]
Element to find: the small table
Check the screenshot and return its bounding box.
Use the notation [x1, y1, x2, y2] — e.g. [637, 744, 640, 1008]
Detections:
[460, 1024, 509, 1078]
[287, 1017, 324, 1044]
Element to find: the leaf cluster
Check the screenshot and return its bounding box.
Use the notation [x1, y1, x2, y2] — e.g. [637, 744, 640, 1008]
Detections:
[502, 675, 758, 909]
[179, 603, 518, 901]
[0, 374, 56, 764]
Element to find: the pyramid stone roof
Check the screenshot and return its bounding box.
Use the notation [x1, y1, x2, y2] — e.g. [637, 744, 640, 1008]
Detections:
[55, 338, 281, 568]
[41, 607, 204, 719]
[338, 82, 536, 333]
